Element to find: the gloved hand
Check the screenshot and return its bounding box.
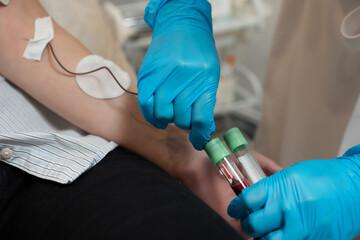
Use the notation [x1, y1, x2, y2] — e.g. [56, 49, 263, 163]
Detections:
[138, 0, 220, 150]
[227, 144, 360, 240]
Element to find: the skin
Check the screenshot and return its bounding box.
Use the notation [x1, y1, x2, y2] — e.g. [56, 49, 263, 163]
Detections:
[0, 0, 282, 234]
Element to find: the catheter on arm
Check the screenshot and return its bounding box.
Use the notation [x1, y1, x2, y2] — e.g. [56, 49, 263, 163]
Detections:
[23, 16, 136, 99]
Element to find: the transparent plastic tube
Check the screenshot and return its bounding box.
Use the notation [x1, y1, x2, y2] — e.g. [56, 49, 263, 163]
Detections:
[204, 138, 249, 195]
[224, 127, 266, 186]
[233, 147, 266, 185]
[216, 156, 249, 195]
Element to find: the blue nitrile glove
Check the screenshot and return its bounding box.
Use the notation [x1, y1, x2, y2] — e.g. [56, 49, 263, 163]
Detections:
[138, 0, 220, 150]
[227, 144, 360, 240]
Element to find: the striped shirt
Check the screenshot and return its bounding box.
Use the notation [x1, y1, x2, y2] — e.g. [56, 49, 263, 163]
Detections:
[0, 76, 117, 184]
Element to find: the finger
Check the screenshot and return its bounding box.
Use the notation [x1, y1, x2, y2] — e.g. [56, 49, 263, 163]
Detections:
[137, 63, 171, 129]
[189, 90, 217, 150]
[241, 203, 283, 237]
[259, 229, 283, 240]
[137, 94, 167, 129]
[137, 62, 162, 103]
[171, 78, 197, 130]
[241, 179, 269, 211]
[173, 73, 209, 130]
[227, 180, 269, 219]
[153, 65, 188, 124]
[227, 194, 249, 220]
[173, 98, 192, 130]
[154, 89, 174, 124]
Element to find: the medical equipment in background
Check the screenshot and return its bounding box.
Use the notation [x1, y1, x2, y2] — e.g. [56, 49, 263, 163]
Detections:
[204, 138, 249, 195]
[102, 0, 271, 126]
[224, 127, 266, 185]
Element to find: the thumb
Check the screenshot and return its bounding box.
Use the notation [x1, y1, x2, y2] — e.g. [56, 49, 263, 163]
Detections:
[228, 179, 269, 219]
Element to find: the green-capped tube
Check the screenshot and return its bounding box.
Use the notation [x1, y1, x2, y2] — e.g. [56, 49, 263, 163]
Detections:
[223, 128, 266, 185]
[204, 138, 249, 195]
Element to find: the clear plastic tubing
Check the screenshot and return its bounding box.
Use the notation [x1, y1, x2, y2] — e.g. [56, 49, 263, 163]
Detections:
[223, 128, 266, 185]
[204, 138, 249, 195]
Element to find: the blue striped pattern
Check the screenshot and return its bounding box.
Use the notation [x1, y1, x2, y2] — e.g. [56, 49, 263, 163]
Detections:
[0, 76, 117, 184]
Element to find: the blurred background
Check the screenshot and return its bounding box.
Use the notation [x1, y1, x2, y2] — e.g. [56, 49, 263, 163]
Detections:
[98, 0, 283, 145]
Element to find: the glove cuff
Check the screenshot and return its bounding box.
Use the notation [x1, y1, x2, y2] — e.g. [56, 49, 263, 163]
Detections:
[144, 0, 212, 31]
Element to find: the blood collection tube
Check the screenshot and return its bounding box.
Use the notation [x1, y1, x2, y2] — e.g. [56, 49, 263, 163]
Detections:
[204, 138, 249, 195]
[223, 128, 266, 185]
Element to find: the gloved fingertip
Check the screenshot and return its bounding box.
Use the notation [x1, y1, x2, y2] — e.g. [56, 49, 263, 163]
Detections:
[227, 196, 247, 219]
[189, 131, 208, 151]
[153, 121, 168, 129]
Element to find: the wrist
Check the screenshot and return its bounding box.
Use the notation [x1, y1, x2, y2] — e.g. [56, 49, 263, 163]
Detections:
[116, 95, 198, 178]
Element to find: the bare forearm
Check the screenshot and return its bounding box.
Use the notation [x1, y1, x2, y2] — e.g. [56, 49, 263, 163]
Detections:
[0, 0, 198, 178]
[0, 0, 129, 144]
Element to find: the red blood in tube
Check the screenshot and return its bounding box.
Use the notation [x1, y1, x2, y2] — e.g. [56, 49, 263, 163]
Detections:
[232, 181, 249, 195]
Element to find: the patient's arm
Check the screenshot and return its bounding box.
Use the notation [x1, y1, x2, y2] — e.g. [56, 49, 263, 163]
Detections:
[0, 0, 281, 233]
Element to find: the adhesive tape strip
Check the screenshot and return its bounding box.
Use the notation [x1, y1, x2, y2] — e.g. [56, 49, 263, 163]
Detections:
[23, 17, 54, 61]
[76, 55, 131, 99]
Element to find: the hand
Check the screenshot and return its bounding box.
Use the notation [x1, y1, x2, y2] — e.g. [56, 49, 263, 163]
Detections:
[138, 0, 220, 150]
[227, 145, 360, 240]
[177, 148, 281, 236]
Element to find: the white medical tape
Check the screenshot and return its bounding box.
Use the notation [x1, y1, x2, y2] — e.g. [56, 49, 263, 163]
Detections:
[23, 16, 54, 61]
[75, 55, 131, 99]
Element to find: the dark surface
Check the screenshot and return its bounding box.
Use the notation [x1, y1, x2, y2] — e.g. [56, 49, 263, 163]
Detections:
[0, 147, 243, 240]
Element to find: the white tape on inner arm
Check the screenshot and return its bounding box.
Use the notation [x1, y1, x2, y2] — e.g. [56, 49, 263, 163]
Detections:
[23, 16, 54, 61]
[75, 55, 131, 99]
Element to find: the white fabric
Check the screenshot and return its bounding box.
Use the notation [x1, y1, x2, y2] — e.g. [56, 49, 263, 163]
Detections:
[75, 55, 130, 99]
[341, 6, 360, 52]
[23, 17, 54, 61]
[0, 75, 117, 184]
[339, 95, 360, 155]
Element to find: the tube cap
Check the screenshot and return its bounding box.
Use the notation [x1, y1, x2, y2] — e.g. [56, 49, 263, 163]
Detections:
[223, 127, 248, 153]
[204, 138, 230, 165]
